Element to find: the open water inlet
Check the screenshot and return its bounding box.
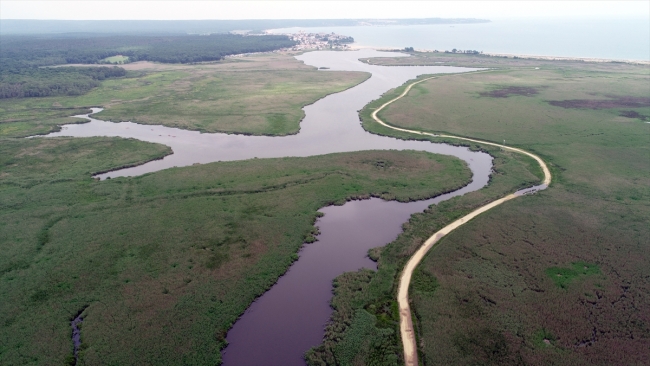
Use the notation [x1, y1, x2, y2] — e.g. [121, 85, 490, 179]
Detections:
[42, 49, 493, 365]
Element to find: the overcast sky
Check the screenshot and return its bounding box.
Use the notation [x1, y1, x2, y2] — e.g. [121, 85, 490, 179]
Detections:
[1, 1, 648, 20]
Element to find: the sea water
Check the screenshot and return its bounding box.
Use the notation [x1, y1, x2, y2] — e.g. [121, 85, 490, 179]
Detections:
[271, 18, 650, 61]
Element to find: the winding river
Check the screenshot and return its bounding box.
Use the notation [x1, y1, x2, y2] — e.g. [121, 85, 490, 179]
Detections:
[43, 50, 494, 365]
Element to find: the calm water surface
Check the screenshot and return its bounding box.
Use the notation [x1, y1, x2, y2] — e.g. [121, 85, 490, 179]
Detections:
[271, 18, 650, 61]
[50, 51, 487, 180]
[44, 50, 493, 365]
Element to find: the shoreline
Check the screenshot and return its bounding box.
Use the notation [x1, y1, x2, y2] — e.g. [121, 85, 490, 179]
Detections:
[482, 51, 650, 65]
[347, 44, 650, 65]
[47, 45, 649, 68]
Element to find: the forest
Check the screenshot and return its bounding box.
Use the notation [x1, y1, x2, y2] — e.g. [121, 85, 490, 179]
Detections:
[0, 34, 296, 98]
[0, 66, 126, 98]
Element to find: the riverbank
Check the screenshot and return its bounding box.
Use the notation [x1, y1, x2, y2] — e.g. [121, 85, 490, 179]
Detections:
[344, 57, 650, 365]
[365, 75, 551, 365]
[2, 50, 492, 365]
[1, 53, 369, 138]
[0, 140, 473, 365]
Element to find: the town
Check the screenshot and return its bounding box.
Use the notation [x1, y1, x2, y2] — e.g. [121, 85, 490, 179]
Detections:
[274, 31, 355, 50]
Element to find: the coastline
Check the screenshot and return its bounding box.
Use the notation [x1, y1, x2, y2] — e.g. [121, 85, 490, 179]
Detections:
[482, 51, 650, 65]
[346, 44, 650, 65]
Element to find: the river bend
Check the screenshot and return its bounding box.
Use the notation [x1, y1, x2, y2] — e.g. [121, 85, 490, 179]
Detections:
[42, 49, 492, 365]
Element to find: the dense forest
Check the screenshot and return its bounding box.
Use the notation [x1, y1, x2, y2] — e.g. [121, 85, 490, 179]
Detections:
[0, 67, 126, 98]
[0, 34, 296, 98]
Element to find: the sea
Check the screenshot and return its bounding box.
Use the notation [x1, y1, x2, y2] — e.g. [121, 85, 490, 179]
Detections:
[270, 18, 650, 61]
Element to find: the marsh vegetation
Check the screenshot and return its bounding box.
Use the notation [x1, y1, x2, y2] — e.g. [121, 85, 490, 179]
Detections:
[0, 136, 471, 365]
[0, 54, 369, 137]
[3, 37, 646, 365]
[0, 33, 296, 101]
[316, 54, 650, 365]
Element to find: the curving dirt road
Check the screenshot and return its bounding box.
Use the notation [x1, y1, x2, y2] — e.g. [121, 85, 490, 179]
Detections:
[371, 75, 552, 366]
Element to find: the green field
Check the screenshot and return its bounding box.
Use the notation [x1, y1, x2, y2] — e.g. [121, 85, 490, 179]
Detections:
[0, 54, 369, 137]
[360, 50, 650, 71]
[0, 135, 471, 365]
[322, 54, 650, 365]
[306, 134, 544, 366]
[102, 55, 130, 64]
[4, 46, 648, 365]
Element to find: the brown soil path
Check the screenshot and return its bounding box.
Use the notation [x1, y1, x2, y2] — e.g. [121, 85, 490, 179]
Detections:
[370, 75, 551, 366]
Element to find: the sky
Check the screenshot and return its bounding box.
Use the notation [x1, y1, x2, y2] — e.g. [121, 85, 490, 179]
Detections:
[1, 1, 648, 20]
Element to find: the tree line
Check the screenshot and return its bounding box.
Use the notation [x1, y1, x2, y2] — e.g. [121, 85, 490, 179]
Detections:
[0, 34, 296, 98]
[0, 66, 126, 99]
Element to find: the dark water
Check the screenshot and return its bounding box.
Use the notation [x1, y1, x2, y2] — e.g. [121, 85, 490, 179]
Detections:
[42, 50, 494, 365]
[71, 312, 84, 363]
[221, 191, 478, 365]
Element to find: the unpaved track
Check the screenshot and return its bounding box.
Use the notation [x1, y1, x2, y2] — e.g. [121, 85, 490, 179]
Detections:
[371, 75, 552, 366]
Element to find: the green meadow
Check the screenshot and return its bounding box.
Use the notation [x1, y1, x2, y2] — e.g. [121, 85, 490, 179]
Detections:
[318, 54, 650, 365]
[2, 45, 648, 366]
[307, 136, 544, 366]
[0, 135, 471, 365]
[0, 53, 369, 138]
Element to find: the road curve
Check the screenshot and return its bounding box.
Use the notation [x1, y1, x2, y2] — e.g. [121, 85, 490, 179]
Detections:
[371, 75, 551, 366]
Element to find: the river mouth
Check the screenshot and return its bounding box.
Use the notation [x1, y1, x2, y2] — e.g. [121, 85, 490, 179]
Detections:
[39, 49, 492, 365]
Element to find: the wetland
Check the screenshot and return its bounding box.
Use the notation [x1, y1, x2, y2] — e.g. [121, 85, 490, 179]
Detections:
[2, 50, 496, 365]
[2, 37, 646, 366]
[45, 50, 493, 365]
[352, 54, 650, 365]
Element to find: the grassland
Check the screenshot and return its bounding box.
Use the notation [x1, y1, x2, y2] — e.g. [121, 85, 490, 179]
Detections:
[319, 55, 650, 365]
[0, 53, 369, 137]
[0, 135, 472, 365]
[102, 55, 129, 64]
[0, 105, 91, 138]
[360, 51, 650, 69]
[306, 137, 543, 366]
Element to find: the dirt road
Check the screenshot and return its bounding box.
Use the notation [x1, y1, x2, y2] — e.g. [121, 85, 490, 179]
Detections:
[371, 75, 551, 366]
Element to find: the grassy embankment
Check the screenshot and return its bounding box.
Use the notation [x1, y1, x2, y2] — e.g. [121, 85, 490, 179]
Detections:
[0, 134, 472, 365]
[0, 107, 92, 138]
[310, 54, 649, 365]
[0, 53, 369, 138]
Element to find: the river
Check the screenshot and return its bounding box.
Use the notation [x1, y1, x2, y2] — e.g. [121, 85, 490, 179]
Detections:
[43, 49, 493, 365]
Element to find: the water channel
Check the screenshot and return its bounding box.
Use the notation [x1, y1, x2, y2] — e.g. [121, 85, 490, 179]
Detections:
[43, 49, 492, 365]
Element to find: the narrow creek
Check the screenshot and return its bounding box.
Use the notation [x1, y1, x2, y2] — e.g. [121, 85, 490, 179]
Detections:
[70, 306, 88, 365]
[71, 316, 82, 361]
[42, 49, 492, 365]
